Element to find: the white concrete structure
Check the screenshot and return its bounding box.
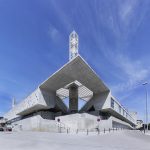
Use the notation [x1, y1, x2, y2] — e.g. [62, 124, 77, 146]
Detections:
[4, 31, 137, 132]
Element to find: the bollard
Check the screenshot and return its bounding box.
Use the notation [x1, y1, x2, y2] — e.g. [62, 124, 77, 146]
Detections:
[104, 128, 105, 133]
[58, 126, 60, 133]
[109, 128, 110, 133]
[98, 128, 100, 135]
[67, 128, 68, 134]
[87, 129, 88, 135]
[76, 129, 78, 134]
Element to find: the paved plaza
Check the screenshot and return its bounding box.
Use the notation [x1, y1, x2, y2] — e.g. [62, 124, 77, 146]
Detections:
[0, 130, 150, 150]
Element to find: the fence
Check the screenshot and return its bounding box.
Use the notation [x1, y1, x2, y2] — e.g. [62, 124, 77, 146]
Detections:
[57, 125, 127, 135]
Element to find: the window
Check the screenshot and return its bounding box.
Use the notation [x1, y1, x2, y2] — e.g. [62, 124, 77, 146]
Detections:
[123, 110, 125, 116]
[111, 98, 114, 109]
[124, 111, 126, 117]
[119, 105, 121, 114]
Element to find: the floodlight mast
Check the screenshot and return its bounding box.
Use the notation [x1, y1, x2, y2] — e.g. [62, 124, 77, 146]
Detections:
[69, 31, 79, 60]
[142, 82, 148, 132]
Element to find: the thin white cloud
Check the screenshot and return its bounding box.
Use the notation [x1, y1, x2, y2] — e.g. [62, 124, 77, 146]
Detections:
[111, 54, 149, 94]
[118, 0, 138, 25]
[49, 0, 72, 32]
[91, 1, 150, 96]
[48, 25, 59, 41]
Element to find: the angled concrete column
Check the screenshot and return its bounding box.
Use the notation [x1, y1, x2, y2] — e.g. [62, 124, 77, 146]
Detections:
[68, 83, 78, 113]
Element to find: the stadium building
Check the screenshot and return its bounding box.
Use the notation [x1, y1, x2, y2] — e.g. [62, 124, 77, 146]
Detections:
[4, 31, 137, 131]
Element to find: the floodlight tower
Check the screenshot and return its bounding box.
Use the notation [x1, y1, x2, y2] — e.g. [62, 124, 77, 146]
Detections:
[142, 82, 149, 131]
[69, 31, 79, 60]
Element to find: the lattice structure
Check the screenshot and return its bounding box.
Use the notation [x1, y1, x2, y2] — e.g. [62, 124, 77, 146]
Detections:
[69, 31, 79, 60]
[56, 80, 93, 102]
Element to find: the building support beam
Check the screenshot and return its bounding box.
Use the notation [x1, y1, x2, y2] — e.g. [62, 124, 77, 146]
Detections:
[68, 83, 78, 113]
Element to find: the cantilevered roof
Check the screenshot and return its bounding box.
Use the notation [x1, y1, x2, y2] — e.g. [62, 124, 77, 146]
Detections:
[39, 55, 109, 95]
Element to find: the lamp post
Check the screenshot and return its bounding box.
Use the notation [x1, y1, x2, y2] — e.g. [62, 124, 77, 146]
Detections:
[142, 82, 148, 131]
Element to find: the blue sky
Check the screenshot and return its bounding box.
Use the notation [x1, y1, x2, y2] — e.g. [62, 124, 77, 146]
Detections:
[0, 0, 150, 122]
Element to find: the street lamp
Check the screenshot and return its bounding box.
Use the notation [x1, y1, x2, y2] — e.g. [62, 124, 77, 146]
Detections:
[142, 82, 148, 132]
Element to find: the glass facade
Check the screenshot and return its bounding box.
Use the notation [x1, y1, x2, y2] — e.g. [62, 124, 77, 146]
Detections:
[119, 105, 121, 114]
[110, 98, 135, 123]
[111, 98, 114, 109]
[123, 110, 125, 116]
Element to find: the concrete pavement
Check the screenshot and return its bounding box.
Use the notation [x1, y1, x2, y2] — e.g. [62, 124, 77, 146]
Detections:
[0, 130, 149, 150]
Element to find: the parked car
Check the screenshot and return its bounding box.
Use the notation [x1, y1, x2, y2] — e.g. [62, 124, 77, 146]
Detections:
[5, 127, 12, 132]
[4, 124, 12, 131]
[0, 127, 4, 131]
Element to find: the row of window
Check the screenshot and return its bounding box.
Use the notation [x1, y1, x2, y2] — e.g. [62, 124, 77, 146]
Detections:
[110, 98, 134, 122]
[111, 98, 115, 108]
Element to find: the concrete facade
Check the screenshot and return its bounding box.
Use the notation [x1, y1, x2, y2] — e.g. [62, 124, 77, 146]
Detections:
[4, 54, 137, 132]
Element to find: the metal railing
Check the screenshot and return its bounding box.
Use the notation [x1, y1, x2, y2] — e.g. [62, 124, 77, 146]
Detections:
[56, 124, 129, 135]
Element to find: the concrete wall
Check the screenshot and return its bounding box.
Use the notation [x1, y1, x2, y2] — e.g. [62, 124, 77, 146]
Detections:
[55, 113, 98, 131]
[12, 115, 59, 132]
[95, 116, 133, 130]
[98, 119, 112, 130]
[110, 116, 133, 129]
[9, 112, 133, 132]
[55, 113, 134, 131]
